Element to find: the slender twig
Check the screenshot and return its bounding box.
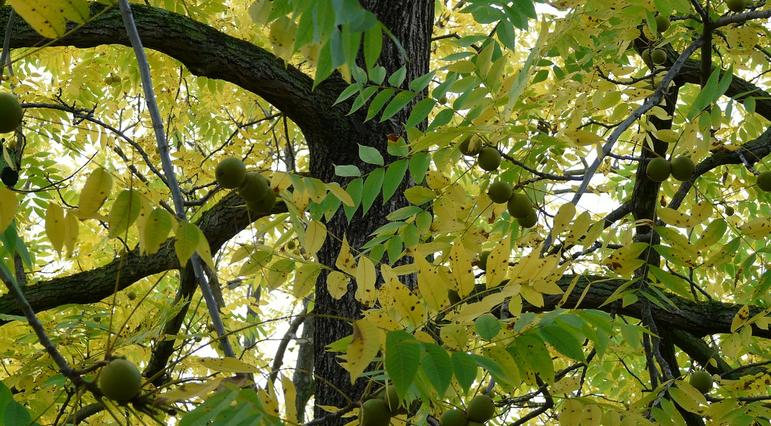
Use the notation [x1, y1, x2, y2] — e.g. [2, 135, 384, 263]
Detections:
[268, 309, 307, 386]
[570, 39, 704, 207]
[117, 0, 235, 357]
[0, 9, 14, 79]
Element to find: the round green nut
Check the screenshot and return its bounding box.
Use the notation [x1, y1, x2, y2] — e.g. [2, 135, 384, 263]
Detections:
[215, 157, 247, 189]
[459, 136, 482, 156]
[440, 408, 468, 426]
[726, 0, 746, 13]
[641, 49, 653, 67]
[0, 93, 23, 133]
[376, 384, 405, 415]
[477, 147, 501, 172]
[487, 181, 513, 204]
[651, 48, 667, 65]
[646, 157, 671, 182]
[360, 398, 391, 426]
[757, 171, 771, 192]
[655, 15, 670, 32]
[238, 172, 270, 202]
[99, 358, 142, 402]
[247, 188, 276, 213]
[467, 394, 495, 422]
[689, 370, 713, 394]
[507, 192, 532, 219]
[517, 208, 538, 229]
[724, 205, 734, 216]
[670, 156, 694, 181]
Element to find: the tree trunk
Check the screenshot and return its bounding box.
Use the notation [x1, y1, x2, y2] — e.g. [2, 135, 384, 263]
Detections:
[310, 1, 434, 421]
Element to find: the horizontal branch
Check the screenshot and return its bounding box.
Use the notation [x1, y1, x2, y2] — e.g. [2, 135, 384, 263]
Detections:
[0, 4, 353, 141]
[0, 193, 285, 325]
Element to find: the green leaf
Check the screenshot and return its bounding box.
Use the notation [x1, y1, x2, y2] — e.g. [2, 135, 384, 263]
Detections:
[385, 331, 421, 399]
[382, 159, 408, 203]
[687, 67, 730, 119]
[175, 222, 200, 267]
[363, 23, 382, 69]
[406, 98, 436, 128]
[361, 168, 384, 215]
[143, 207, 174, 255]
[420, 343, 452, 396]
[427, 108, 454, 131]
[404, 186, 435, 205]
[314, 40, 334, 89]
[474, 314, 501, 341]
[386, 206, 423, 221]
[380, 91, 417, 122]
[368, 65, 387, 85]
[107, 190, 142, 238]
[365, 88, 395, 122]
[358, 144, 384, 166]
[408, 71, 435, 93]
[451, 351, 477, 394]
[388, 66, 407, 87]
[334, 164, 361, 177]
[510, 333, 555, 384]
[349, 86, 378, 115]
[386, 235, 403, 263]
[409, 152, 431, 184]
[344, 178, 364, 221]
[333, 84, 361, 106]
[539, 323, 585, 361]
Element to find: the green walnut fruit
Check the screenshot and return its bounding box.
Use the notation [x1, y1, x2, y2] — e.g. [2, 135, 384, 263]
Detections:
[641, 49, 653, 66]
[440, 409, 468, 426]
[724, 205, 734, 216]
[99, 359, 142, 402]
[360, 398, 391, 426]
[655, 15, 670, 32]
[0, 93, 23, 133]
[467, 394, 495, 422]
[487, 181, 513, 204]
[670, 156, 694, 181]
[651, 48, 667, 65]
[689, 371, 713, 394]
[646, 157, 671, 182]
[459, 136, 482, 156]
[477, 147, 501, 172]
[517, 208, 538, 229]
[376, 384, 404, 415]
[238, 172, 270, 202]
[507, 193, 532, 219]
[215, 157, 247, 189]
[247, 188, 276, 213]
[726, 0, 746, 12]
[757, 171, 771, 192]
[478, 251, 490, 271]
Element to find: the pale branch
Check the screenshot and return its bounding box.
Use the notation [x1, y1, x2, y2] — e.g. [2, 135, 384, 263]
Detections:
[669, 125, 771, 209]
[118, 0, 234, 358]
[0, 4, 358, 143]
[0, 193, 286, 326]
[570, 39, 704, 207]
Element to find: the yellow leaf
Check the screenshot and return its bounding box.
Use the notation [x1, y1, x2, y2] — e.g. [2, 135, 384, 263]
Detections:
[658, 207, 691, 228]
[439, 323, 467, 351]
[107, 190, 142, 238]
[175, 222, 200, 266]
[690, 201, 713, 225]
[8, 0, 90, 38]
[416, 256, 449, 312]
[160, 377, 224, 402]
[327, 182, 355, 207]
[381, 278, 424, 327]
[564, 129, 603, 146]
[486, 235, 510, 287]
[193, 356, 260, 373]
[45, 202, 66, 253]
[335, 235, 357, 275]
[404, 186, 436, 205]
[281, 374, 298, 423]
[0, 186, 17, 231]
[520, 286, 544, 307]
[270, 171, 292, 192]
[293, 263, 321, 298]
[76, 167, 113, 219]
[730, 305, 750, 333]
[739, 217, 771, 239]
[195, 227, 215, 270]
[552, 202, 576, 240]
[63, 211, 79, 256]
[326, 271, 350, 300]
[142, 208, 173, 255]
[449, 240, 475, 297]
[342, 319, 383, 382]
[304, 220, 326, 256]
[354, 256, 377, 306]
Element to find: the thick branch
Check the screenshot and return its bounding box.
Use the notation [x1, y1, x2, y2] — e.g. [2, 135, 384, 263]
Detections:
[0, 193, 285, 325]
